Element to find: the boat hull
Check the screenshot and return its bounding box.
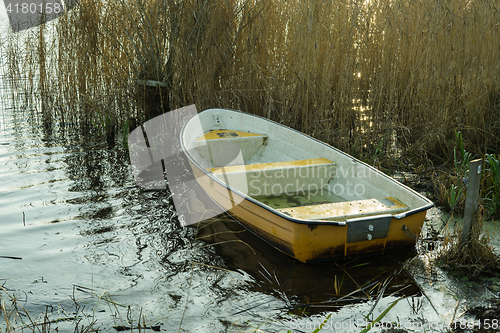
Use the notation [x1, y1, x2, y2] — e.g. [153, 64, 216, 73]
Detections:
[181, 108, 433, 262]
[190, 160, 424, 262]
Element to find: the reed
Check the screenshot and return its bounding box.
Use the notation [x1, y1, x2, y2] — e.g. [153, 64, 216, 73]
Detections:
[485, 154, 500, 218]
[437, 210, 500, 279]
[433, 131, 500, 218]
[4, 0, 500, 180]
[0, 283, 163, 332]
[445, 131, 472, 214]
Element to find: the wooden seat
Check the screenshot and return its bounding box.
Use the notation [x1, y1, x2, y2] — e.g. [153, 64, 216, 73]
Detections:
[191, 130, 268, 168]
[208, 158, 333, 174]
[277, 197, 409, 221]
[197, 130, 265, 141]
[208, 158, 336, 197]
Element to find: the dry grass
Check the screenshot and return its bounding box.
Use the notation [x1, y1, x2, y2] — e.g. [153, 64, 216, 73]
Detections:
[436, 208, 500, 279]
[3, 0, 500, 159]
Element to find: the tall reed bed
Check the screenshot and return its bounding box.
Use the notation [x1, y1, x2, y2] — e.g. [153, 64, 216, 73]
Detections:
[4, 0, 500, 158]
[360, 0, 500, 160]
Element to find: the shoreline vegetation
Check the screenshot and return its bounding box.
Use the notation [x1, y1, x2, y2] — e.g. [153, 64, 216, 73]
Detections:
[2, 0, 500, 218]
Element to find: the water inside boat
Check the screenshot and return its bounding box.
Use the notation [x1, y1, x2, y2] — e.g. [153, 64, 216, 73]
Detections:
[253, 188, 344, 209]
[189, 129, 412, 221]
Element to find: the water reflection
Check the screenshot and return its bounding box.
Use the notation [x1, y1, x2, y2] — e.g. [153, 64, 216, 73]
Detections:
[1, 100, 424, 332]
[196, 215, 421, 315]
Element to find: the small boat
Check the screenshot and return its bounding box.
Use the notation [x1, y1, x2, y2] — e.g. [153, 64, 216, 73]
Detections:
[181, 108, 433, 262]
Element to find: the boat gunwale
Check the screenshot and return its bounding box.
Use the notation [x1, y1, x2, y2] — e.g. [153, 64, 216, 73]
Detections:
[180, 108, 434, 226]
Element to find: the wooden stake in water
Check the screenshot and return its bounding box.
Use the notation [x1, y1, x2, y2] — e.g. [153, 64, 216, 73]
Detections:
[461, 159, 482, 245]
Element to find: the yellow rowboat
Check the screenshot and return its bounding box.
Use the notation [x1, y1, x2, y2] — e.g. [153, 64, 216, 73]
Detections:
[181, 108, 434, 262]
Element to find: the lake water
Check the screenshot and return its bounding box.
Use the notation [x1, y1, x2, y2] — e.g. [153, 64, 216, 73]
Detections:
[0, 95, 422, 331]
[1, 12, 499, 333]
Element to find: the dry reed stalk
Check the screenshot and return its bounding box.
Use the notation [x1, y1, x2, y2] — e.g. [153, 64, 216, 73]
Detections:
[3, 0, 499, 162]
[360, 0, 500, 160]
[437, 208, 500, 279]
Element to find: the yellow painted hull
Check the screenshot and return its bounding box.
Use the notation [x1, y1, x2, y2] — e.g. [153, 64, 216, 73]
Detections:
[190, 160, 426, 262]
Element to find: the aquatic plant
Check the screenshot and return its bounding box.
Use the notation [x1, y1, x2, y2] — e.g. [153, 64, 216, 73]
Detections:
[0, 284, 161, 332]
[359, 297, 402, 333]
[295, 297, 402, 333]
[333, 274, 344, 297]
[448, 184, 462, 213]
[453, 131, 473, 178]
[445, 131, 472, 212]
[484, 154, 500, 218]
[436, 130, 500, 218]
[437, 213, 500, 279]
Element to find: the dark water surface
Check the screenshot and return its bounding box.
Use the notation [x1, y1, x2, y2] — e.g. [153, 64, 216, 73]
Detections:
[0, 100, 461, 333]
[0, 100, 415, 331]
[0, 79, 426, 332]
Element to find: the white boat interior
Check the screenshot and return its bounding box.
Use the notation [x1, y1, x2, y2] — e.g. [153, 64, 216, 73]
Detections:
[182, 109, 432, 222]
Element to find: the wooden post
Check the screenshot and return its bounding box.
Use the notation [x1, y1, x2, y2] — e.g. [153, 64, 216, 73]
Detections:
[461, 159, 482, 245]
